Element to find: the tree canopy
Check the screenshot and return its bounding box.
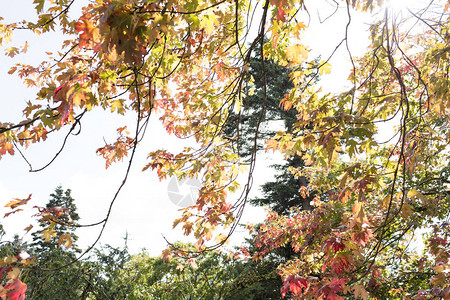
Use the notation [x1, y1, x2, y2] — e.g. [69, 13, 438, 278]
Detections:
[1, 0, 450, 299]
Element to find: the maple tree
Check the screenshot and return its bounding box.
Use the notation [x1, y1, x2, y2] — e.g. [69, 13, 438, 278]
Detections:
[1, 0, 450, 298]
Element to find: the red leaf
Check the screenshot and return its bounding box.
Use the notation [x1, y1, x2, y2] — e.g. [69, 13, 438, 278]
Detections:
[324, 237, 345, 253]
[277, 7, 287, 22]
[54, 83, 67, 98]
[5, 279, 27, 300]
[281, 275, 308, 297]
[351, 227, 373, 246]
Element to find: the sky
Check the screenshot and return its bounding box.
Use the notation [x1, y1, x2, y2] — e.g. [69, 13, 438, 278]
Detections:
[0, 0, 274, 255]
[0, 0, 422, 256]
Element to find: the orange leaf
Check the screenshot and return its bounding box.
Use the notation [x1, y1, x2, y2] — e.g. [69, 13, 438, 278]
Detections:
[58, 234, 73, 249]
[5, 195, 32, 210]
[265, 139, 279, 152]
[24, 225, 33, 233]
[74, 15, 98, 49]
[0, 142, 15, 156]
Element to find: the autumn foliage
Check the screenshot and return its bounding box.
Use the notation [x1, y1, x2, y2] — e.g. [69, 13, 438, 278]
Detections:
[1, 0, 450, 298]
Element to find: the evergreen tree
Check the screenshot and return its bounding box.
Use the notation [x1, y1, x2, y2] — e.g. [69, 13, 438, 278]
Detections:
[26, 186, 84, 300]
[224, 51, 318, 214]
[30, 186, 80, 254]
[222, 53, 320, 298]
[224, 52, 297, 158]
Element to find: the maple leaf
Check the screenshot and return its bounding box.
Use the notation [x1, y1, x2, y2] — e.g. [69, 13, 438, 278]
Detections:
[57, 102, 73, 125]
[350, 201, 368, 227]
[199, 14, 219, 35]
[266, 139, 279, 152]
[351, 227, 373, 246]
[278, 7, 287, 22]
[317, 277, 348, 300]
[286, 44, 308, 65]
[110, 99, 126, 115]
[4, 47, 19, 58]
[74, 15, 98, 49]
[289, 276, 307, 295]
[0, 142, 14, 156]
[281, 275, 308, 297]
[5, 195, 32, 210]
[400, 203, 414, 219]
[4, 279, 26, 300]
[6, 267, 20, 280]
[58, 234, 73, 249]
[21, 41, 28, 53]
[187, 258, 197, 268]
[324, 236, 345, 253]
[54, 83, 68, 100]
[353, 284, 369, 300]
[270, 0, 289, 22]
[23, 225, 33, 233]
[41, 227, 56, 242]
[4, 209, 24, 218]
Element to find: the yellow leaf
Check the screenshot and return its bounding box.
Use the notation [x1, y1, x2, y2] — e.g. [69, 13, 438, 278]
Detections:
[214, 233, 228, 244]
[319, 62, 332, 75]
[286, 44, 308, 65]
[352, 200, 362, 215]
[111, 99, 125, 115]
[41, 228, 56, 242]
[5, 46, 19, 57]
[200, 14, 219, 35]
[5, 194, 32, 210]
[8, 66, 17, 74]
[6, 267, 20, 280]
[292, 22, 307, 39]
[407, 189, 425, 202]
[381, 195, 390, 208]
[22, 41, 29, 53]
[339, 173, 348, 189]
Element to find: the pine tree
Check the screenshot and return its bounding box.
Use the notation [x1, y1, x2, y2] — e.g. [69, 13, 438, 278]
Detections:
[224, 49, 319, 213]
[224, 52, 297, 158]
[30, 186, 80, 254]
[27, 186, 84, 300]
[223, 52, 319, 298]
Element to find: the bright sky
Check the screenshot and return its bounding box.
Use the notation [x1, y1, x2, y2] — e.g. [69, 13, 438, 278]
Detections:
[0, 0, 425, 256]
[0, 0, 272, 255]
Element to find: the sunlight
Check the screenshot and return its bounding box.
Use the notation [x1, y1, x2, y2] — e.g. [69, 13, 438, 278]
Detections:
[385, 0, 410, 11]
[384, 0, 427, 13]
